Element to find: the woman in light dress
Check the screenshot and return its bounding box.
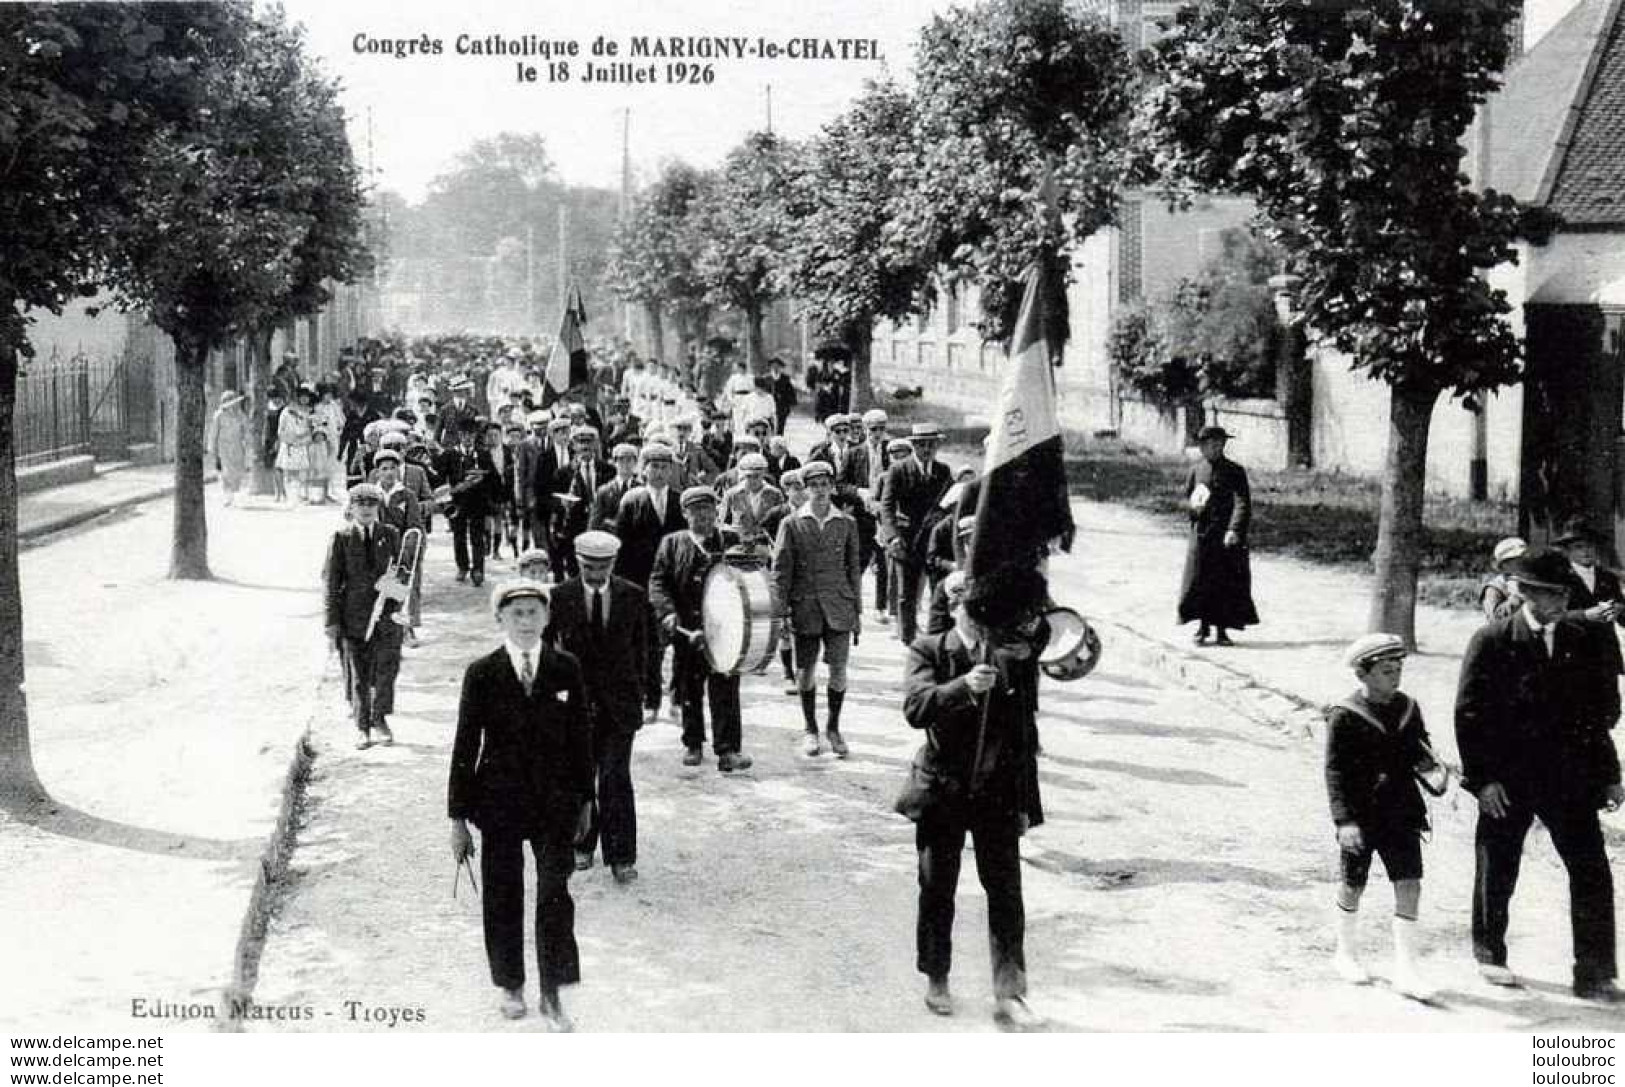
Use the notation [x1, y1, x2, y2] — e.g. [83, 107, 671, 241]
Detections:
[276, 386, 318, 505]
[205, 391, 251, 505]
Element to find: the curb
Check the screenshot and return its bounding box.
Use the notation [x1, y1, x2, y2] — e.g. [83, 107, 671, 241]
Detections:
[18, 471, 217, 545]
[213, 662, 333, 1032]
[1091, 615, 1326, 740]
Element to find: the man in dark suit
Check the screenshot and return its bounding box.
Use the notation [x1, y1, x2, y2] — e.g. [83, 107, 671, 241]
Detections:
[586, 443, 635, 532]
[614, 444, 684, 722]
[773, 461, 862, 758]
[435, 377, 480, 446]
[768, 356, 798, 435]
[549, 532, 648, 883]
[562, 427, 612, 546]
[881, 422, 953, 644]
[448, 581, 594, 1029]
[1552, 517, 1625, 628]
[1454, 549, 1625, 1002]
[533, 416, 577, 579]
[323, 483, 403, 750]
[649, 487, 750, 772]
[438, 421, 501, 586]
[515, 410, 551, 554]
[902, 568, 1047, 1029]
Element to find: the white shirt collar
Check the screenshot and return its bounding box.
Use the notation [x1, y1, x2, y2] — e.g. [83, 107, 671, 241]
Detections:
[503, 639, 541, 679]
[797, 503, 842, 526]
[1571, 560, 1597, 591]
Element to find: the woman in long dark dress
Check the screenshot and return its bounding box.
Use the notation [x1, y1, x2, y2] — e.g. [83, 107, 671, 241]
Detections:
[1178, 425, 1259, 645]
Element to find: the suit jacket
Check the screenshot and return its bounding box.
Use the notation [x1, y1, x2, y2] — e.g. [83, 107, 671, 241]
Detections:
[1454, 610, 1622, 805]
[447, 646, 594, 839]
[516, 435, 547, 510]
[435, 400, 479, 446]
[773, 507, 861, 634]
[591, 476, 634, 533]
[1560, 563, 1625, 627]
[532, 443, 576, 523]
[323, 522, 401, 637]
[721, 482, 787, 544]
[437, 445, 501, 519]
[378, 484, 423, 536]
[881, 457, 953, 556]
[547, 576, 647, 735]
[903, 627, 1043, 825]
[614, 485, 685, 587]
[563, 457, 613, 537]
[670, 442, 720, 489]
[1323, 692, 1433, 832]
[649, 527, 741, 630]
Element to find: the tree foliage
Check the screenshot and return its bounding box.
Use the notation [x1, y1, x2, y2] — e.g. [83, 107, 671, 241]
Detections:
[895, 0, 1133, 339]
[605, 161, 710, 317]
[692, 131, 795, 369]
[1134, 0, 1553, 397]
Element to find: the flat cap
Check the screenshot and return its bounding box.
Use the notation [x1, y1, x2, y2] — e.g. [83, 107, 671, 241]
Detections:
[490, 578, 550, 616]
[516, 547, 551, 570]
[1344, 632, 1407, 670]
[862, 409, 888, 426]
[799, 460, 833, 482]
[732, 435, 762, 450]
[373, 448, 403, 466]
[611, 442, 640, 459]
[548, 416, 573, 430]
[886, 438, 915, 456]
[824, 414, 851, 430]
[738, 452, 769, 472]
[347, 482, 385, 504]
[1492, 536, 1527, 566]
[640, 442, 674, 464]
[574, 530, 621, 560]
[526, 409, 550, 426]
[378, 431, 409, 449]
[779, 468, 804, 488]
[681, 485, 718, 510]
[570, 425, 598, 441]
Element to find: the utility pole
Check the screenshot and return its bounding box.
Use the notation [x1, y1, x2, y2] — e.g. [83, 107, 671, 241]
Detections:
[622, 108, 635, 344]
[526, 223, 536, 332]
[558, 203, 570, 316]
[765, 83, 773, 134]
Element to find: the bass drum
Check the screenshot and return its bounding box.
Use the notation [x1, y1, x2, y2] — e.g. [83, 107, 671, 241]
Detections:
[1039, 606, 1102, 681]
[701, 562, 784, 675]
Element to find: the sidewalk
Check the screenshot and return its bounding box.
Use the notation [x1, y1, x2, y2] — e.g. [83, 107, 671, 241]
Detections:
[18, 462, 215, 543]
[0, 480, 340, 1031]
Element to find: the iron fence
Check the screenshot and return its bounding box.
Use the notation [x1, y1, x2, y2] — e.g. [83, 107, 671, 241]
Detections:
[14, 355, 91, 469]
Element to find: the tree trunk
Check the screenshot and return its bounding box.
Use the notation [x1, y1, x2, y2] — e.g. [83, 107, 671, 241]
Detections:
[1275, 325, 1313, 468]
[247, 325, 276, 495]
[745, 298, 765, 375]
[171, 340, 212, 580]
[0, 334, 47, 808]
[1368, 385, 1440, 649]
[846, 321, 875, 412]
[644, 302, 665, 364]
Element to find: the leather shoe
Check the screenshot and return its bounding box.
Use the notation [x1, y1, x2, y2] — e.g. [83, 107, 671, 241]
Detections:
[681, 746, 703, 767]
[455, 570, 468, 583]
[371, 721, 394, 746]
[612, 863, 638, 884]
[718, 752, 753, 772]
[354, 729, 372, 750]
[827, 730, 850, 758]
[574, 850, 594, 871]
[803, 731, 822, 757]
[993, 996, 1043, 1031]
[537, 988, 573, 1033]
[1214, 630, 1234, 647]
[1478, 963, 1519, 987]
[1574, 978, 1623, 1002]
[498, 988, 526, 1020]
[471, 573, 484, 587]
[924, 977, 952, 1016]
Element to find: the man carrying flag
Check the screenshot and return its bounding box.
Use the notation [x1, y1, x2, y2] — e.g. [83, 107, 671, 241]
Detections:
[545, 286, 590, 406]
[899, 255, 1070, 1031]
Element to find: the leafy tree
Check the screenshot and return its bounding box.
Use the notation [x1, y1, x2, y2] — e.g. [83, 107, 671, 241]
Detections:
[0, 3, 224, 804]
[107, 2, 369, 580]
[783, 81, 930, 411]
[693, 132, 793, 372]
[1135, 0, 1554, 645]
[604, 161, 712, 364]
[895, 0, 1132, 341]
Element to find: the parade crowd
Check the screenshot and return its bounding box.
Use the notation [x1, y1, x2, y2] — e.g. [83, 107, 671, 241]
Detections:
[206, 332, 1623, 1033]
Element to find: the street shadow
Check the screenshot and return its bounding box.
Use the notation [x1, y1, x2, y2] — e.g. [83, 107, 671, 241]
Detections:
[1039, 709, 1283, 750]
[1024, 850, 1306, 892]
[5, 797, 261, 862]
[1079, 671, 1162, 691]
[1210, 638, 1355, 651]
[211, 575, 308, 594]
[1440, 984, 1624, 1030]
[1041, 755, 1245, 790]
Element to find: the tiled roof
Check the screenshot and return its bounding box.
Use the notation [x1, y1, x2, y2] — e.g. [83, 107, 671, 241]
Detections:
[1477, 0, 1625, 227]
[1547, 0, 1625, 222]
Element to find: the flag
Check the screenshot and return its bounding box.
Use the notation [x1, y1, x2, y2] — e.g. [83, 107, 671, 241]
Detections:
[966, 256, 1074, 593]
[544, 285, 589, 403]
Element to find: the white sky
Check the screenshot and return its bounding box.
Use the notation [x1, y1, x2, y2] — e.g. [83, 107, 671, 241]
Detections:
[278, 0, 1585, 205]
[279, 0, 954, 202]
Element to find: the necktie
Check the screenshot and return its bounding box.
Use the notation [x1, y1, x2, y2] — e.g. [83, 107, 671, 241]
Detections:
[520, 651, 534, 694]
[591, 588, 604, 631]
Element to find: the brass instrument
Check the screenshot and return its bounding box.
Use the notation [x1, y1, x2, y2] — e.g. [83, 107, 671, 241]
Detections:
[437, 468, 488, 520]
[366, 527, 424, 641]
